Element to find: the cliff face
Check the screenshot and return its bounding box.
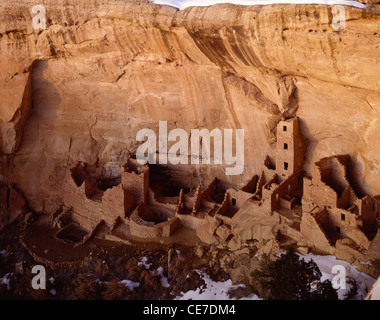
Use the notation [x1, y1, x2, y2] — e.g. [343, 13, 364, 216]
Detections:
[0, 0, 379, 218]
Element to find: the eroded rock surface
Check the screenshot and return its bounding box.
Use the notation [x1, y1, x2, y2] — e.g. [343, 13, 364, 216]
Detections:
[0, 0, 379, 221]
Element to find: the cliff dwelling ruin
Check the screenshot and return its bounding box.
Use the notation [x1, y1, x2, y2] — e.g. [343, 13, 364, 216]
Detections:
[1, 0, 380, 301]
[40, 116, 380, 268]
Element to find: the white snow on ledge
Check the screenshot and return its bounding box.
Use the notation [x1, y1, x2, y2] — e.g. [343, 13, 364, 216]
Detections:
[366, 276, 380, 300]
[152, 0, 366, 10]
[174, 253, 376, 300]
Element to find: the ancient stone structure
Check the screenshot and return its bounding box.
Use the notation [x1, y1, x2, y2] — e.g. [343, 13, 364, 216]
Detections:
[57, 116, 380, 269]
[59, 159, 180, 240]
[302, 156, 379, 244]
[226, 118, 380, 264]
[0, 0, 379, 293]
[275, 118, 305, 178]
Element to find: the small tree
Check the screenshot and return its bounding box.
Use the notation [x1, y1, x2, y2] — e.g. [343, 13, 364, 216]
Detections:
[251, 248, 338, 300]
[344, 279, 359, 300]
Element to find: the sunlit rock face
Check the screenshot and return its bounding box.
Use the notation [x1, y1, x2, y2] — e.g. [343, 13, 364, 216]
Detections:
[0, 0, 379, 217]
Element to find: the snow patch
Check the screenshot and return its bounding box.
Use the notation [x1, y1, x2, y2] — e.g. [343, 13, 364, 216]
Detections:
[152, 266, 165, 276]
[358, 260, 372, 266]
[120, 280, 141, 290]
[161, 277, 171, 288]
[152, 0, 365, 10]
[366, 277, 380, 300]
[138, 257, 152, 270]
[152, 266, 171, 288]
[176, 253, 376, 300]
[0, 273, 11, 290]
[176, 270, 260, 300]
[298, 252, 376, 300]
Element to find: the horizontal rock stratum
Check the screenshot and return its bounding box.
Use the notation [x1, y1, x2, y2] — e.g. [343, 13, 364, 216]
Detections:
[0, 0, 379, 218]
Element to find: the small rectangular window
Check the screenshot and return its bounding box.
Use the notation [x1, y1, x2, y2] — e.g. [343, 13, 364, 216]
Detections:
[284, 162, 289, 170]
[284, 143, 288, 150]
[283, 126, 287, 132]
[341, 214, 345, 221]
[336, 226, 341, 233]
[232, 198, 236, 206]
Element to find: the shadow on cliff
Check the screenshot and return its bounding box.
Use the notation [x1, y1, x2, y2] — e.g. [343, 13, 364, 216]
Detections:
[12, 59, 61, 156]
[31, 60, 61, 123]
[299, 118, 368, 197]
[6, 60, 62, 214]
[16, 60, 61, 176]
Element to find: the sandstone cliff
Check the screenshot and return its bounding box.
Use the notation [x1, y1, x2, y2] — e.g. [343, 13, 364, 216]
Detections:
[0, 0, 379, 222]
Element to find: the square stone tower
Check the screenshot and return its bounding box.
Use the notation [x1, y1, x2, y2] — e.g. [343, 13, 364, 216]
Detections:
[275, 117, 305, 178]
